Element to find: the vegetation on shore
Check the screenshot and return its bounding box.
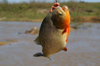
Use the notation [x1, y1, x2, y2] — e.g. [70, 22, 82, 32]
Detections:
[0, 2, 100, 22]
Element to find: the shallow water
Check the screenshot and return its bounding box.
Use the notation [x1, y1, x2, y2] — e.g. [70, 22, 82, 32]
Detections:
[0, 21, 100, 66]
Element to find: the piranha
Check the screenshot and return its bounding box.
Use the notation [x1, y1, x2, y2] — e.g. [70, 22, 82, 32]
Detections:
[34, 3, 70, 61]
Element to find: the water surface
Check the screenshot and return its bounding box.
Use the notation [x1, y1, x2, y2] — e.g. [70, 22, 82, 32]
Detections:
[0, 21, 100, 66]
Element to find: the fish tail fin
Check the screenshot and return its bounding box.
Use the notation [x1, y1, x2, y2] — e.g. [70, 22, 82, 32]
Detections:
[33, 52, 43, 57]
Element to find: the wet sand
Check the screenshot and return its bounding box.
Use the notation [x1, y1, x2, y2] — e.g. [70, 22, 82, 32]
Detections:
[0, 22, 100, 66]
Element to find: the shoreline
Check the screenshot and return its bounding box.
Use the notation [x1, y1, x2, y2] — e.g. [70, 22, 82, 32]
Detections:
[0, 16, 100, 23]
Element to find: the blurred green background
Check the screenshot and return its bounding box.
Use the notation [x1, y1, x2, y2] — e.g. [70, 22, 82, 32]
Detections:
[0, 0, 100, 22]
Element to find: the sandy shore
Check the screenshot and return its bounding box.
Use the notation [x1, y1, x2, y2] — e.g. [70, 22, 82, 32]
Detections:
[0, 22, 100, 66]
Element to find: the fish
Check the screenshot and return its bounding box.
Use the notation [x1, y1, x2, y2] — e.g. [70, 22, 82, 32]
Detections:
[34, 5, 70, 61]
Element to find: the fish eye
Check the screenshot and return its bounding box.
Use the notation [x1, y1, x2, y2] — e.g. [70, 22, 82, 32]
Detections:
[59, 12, 62, 15]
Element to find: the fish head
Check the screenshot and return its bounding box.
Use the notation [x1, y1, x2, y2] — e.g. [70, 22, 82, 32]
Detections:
[51, 6, 70, 29]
